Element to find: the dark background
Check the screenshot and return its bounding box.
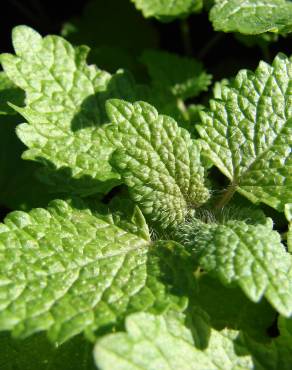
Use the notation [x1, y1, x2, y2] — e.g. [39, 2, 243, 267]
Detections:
[1, 0, 291, 81]
[0, 0, 87, 51]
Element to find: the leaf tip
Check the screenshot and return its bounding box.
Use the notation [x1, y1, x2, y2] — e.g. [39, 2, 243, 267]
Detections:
[12, 25, 42, 56]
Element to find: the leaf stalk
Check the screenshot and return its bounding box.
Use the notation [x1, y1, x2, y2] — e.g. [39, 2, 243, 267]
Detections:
[215, 184, 236, 210]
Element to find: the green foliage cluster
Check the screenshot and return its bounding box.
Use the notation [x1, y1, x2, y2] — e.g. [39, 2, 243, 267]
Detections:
[0, 0, 292, 368]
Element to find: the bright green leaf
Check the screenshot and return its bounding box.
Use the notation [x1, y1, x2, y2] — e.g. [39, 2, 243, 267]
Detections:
[141, 50, 212, 100]
[0, 26, 189, 196]
[178, 216, 292, 316]
[94, 311, 254, 370]
[131, 0, 202, 21]
[212, 78, 230, 99]
[0, 199, 185, 343]
[0, 26, 123, 196]
[197, 54, 292, 211]
[210, 0, 292, 35]
[105, 99, 209, 229]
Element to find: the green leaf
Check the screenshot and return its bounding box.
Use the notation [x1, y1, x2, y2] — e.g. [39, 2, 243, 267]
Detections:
[197, 54, 292, 211]
[156, 237, 276, 341]
[0, 199, 185, 343]
[105, 99, 209, 229]
[242, 316, 292, 370]
[212, 78, 230, 99]
[0, 26, 123, 196]
[192, 275, 276, 341]
[131, 0, 202, 21]
[0, 332, 95, 370]
[0, 27, 188, 197]
[94, 311, 254, 370]
[0, 72, 24, 115]
[178, 216, 292, 316]
[285, 203, 292, 252]
[141, 50, 212, 100]
[210, 0, 292, 35]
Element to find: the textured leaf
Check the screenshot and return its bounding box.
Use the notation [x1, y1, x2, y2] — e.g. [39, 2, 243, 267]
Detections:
[285, 203, 292, 252]
[0, 26, 123, 196]
[0, 27, 187, 196]
[178, 216, 292, 316]
[141, 50, 212, 100]
[0, 199, 185, 343]
[197, 54, 292, 211]
[0, 332, 95, 370]
[131, 0, 202, 20]
[212, 78, 230, 99]
[210, 0, 292, 35]
[94, 312, 254, 370]
[105, 99, 209, 229]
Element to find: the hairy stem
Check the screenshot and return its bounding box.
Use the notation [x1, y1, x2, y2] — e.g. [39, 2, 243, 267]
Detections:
[215, 184, 236, 210]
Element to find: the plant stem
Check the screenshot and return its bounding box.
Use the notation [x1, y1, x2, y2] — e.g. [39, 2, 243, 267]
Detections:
[197, 33, 224, 60]
[180, 19, 193, 56]
[215, 184, 236, 210]
[177, 98, 190, 121]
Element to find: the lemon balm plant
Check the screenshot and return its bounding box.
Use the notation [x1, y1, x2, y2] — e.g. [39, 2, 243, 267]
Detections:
[0, 0, 292, 369]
